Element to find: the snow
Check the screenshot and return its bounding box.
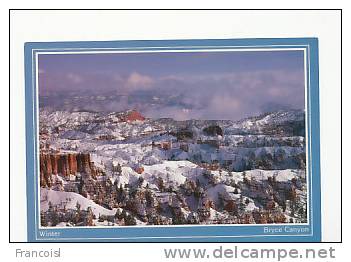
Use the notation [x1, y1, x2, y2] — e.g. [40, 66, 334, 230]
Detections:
[245, 169, 301, 182]
[39, 108, 307, 226]
[40, 188, 117, 217]
[113, 167, 141, 186]
[143, 160, 199, 186]
[61, 130, 89, 140]
[207, 184, 238, 204]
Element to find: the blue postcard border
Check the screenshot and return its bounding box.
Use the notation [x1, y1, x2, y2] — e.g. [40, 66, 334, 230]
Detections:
[24, 38, 321, 242]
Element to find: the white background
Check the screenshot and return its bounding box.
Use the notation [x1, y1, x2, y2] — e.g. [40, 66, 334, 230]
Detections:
[3, 6, 346, 262]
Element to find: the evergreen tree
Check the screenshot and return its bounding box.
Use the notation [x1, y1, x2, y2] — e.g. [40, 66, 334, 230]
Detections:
[76, 202, 81, 212]
[116, 163, 122, 174]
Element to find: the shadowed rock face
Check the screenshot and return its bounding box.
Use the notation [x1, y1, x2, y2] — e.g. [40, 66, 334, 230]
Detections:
[40, 152, 98, 187]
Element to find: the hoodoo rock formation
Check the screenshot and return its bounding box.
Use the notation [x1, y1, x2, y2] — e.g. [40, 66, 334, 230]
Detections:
[125, 110, 145, 122]
[40, 152, 100, 187]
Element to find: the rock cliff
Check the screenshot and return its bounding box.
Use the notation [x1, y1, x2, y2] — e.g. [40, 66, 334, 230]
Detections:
[40, 152, 100, 187]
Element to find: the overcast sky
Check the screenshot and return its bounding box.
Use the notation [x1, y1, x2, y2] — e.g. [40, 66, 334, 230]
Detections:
[38, 50, 305, 121]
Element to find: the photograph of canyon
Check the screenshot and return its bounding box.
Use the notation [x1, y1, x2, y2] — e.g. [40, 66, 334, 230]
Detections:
[38, 50, 308, 227]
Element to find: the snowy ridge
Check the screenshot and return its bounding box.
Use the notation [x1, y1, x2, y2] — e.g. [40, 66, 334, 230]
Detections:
[39, 108, 307, 226]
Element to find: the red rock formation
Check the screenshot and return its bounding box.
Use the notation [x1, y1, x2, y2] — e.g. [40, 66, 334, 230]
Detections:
[203, 199, 215, 210]
[50, 154, 59, 174]
[135, 166, 144, 174]
[125, 110, 145, 122]
[40, 152, 100, 187]
[58, 154, 69, 176]
[265, 200, 276, 210]
[224, 200, 237, 213]
[40, 153, 53, 187]
[68, 153, 78, 174]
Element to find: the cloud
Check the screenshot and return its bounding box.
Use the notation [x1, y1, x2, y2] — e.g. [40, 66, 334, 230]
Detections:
[39, 68, 305, 120]
[260, 102, 293, 113]
[66, 73, 83, 84]
[125, 72, 154, 90]
[206, 95, 242, 119]
[144, 106, 195, 121]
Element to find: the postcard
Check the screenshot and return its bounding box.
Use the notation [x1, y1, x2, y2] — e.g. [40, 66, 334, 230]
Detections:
[24, 38, 321, 242]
